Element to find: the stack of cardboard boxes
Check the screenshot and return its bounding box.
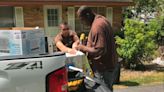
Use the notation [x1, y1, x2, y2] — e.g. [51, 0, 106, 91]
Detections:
[0, 27, 46, 56]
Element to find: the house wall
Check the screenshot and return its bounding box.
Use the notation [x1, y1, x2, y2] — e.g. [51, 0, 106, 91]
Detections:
[23, 6, 44, 27]
[113, 7, 123, 32]
[62, 6, 68, 23]
[21, 6, 123, 32]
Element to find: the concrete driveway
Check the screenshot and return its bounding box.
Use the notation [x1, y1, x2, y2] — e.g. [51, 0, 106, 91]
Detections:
[114, 84, 164, 92]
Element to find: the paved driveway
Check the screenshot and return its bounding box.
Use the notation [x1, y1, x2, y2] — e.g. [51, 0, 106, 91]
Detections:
[114, 84, 164, 92]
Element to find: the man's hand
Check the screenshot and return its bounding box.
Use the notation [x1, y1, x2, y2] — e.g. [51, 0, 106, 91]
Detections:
[67, 49, 77, 54]
[76, 44, 85, 51]
[72, 41, 80, 50]
[76, 44, 99, 55]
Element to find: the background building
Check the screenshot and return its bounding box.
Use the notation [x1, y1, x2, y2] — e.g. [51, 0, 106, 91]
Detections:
[0, 0, 133, 37]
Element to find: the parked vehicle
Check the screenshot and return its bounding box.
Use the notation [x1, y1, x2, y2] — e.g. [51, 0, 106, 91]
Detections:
[0, 52, 68, 92]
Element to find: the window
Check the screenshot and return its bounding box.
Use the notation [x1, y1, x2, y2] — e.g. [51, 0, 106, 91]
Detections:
[47, 9, 59, 27]
[0, 6, 14, 27]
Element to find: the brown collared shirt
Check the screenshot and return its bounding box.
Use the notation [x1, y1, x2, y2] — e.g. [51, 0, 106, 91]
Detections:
[87, 15, 116, 72]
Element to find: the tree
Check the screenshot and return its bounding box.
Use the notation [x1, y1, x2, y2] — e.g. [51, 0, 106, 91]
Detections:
[123, 0, 164, 21]
[117, 0, 164, 69]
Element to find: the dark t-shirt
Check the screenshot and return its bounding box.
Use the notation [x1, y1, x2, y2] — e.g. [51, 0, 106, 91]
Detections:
[87, 15, 116, 72]
[55, 31, 79, 50]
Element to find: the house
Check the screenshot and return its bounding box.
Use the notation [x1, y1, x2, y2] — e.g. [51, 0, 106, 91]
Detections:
[0, 0, 133, 37]
[0, 0, 134, 65]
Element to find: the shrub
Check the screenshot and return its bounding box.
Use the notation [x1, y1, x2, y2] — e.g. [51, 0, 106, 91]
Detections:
[115, 19, 158, 69]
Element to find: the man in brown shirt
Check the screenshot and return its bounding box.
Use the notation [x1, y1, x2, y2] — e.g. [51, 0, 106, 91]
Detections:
[76, 6, 116, 92]
[54, 22, 79, 54]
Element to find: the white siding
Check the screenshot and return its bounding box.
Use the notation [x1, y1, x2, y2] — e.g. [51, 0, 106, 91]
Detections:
[106, 7, 113, 26]
[67, 7, 75, 31]
[14, 7, 24, 27]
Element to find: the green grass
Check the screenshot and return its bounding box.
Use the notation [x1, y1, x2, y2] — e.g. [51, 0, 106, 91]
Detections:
[128, 72, 164, 85]
[114, 69, 164, 89]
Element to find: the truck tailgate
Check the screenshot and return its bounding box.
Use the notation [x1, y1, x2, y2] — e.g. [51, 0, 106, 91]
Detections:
[0, 52, 66, 92]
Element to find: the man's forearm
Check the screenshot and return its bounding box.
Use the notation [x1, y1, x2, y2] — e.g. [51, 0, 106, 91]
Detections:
[80, 45, 99, 55]
[72, 40, 80, 49]
[56, 41, 71, 53]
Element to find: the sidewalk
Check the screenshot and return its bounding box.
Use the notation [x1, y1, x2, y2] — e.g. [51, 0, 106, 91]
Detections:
[114, 84, 164, 92]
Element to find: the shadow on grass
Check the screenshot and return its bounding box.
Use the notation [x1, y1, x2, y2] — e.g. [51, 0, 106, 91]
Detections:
[117, 81, 140, 86]
[145, 63, 164, 72]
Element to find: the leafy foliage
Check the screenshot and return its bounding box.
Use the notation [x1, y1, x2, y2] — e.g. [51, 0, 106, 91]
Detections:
[115, 19, 158, 69]
[134, 0, 158, 13]
[118, 0, 164, 69]
[156, 16, 164, 46]
[123, 0, 164, 20]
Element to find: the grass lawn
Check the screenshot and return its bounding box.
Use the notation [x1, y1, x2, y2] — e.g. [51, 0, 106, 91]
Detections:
[114, 63, 164, 89]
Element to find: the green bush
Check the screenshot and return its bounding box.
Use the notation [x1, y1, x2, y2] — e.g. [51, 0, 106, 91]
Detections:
[156, 16, 164, 46]
[115, 19, 158, 69]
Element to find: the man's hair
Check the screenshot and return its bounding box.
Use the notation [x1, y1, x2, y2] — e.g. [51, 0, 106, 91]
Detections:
[77, 5, 95, 25]
[60, 22, 68, 26]
[78, 5, 93, 17]
[59, 22, 69, 28]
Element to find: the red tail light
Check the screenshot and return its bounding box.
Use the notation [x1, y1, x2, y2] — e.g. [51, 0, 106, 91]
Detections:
[46, 67, 68, 92]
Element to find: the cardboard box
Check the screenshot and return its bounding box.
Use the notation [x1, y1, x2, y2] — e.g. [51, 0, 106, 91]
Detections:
[0, 28, 46, 56]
